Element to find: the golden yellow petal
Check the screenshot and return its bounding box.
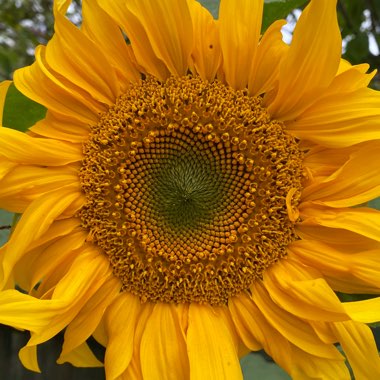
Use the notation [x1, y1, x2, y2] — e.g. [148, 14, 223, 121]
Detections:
[229, 293, 292, 374]
[97, 0, 168, 79]
[267, 0, 341, 120]
[19, 345, 40, 373]
[97, 0, 192, 79]
[140, 303, 189, 380]
[0, 165, 79, 213]
[0, 160, 17, 180]
[11, 229, 85, 293]
[0, 186, 81, 288]
[93, 318, 108, 347]
[286, 87, 380, 147]
[0, 127, 82, 165]
[29, 247, 112, 346]
[263, 259, 348, 322]
[228, 294, 266, 352]
[27, 217, 81, 252]
[303, 144, 354, 180]
[251, 282, 342, 359]
[288, 239, 380, 294]
[303, 141, 380, 207]
[296, 222, 380, 253]
[104, 293, 142, 380]
[14, 46, 105, 125]
[332, 62, 375, 90]
[30, 111, 90, 143]
[219, 0, 263, 90]
[187, 304, 242, 380]
[125, 0, 193, 76]
[344, 297, 380, 323]
[291, 345, 349, 380]
[57, 342, 103, 368]
[121, 302, 154, 379]
[187, 0, 221, 81]
[332, 321, 380, 379]
[61, 275, 120, 357]
[248, 20, 287, 96]
[219, 306, 250, 358]
[48, 5, 121, 105]
[0, 289, 66, 332]
[300, 203, 380, 243]
[82, 0, 141, 88]
[0, 80, 12, 125]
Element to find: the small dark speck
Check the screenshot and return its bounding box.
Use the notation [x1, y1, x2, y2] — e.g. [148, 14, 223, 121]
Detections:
[209, 44, 213, 49]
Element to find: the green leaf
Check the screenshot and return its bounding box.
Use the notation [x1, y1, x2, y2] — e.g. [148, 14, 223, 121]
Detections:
[336, 292, 378, 306]
[262, 0, 307, 32]
[0, 209, 13, 247]
[198, 0, 220, 18]
[368, 198, 380, 210]
[3, 83, 46, 132]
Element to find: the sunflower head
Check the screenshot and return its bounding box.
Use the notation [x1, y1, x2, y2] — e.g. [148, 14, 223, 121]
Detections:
[1, 0, 380, 379]
[78, 74, 304, 305]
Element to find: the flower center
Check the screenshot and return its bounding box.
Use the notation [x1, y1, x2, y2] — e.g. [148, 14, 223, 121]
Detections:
[78, 76, 304, 305]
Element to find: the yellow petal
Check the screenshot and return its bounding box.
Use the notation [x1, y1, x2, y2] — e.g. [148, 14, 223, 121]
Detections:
[27, 217, 80, 252]
[251, 282, 342, 359]
[104, 293, 141, 380]
[0, 127, 82, 165]
[12, 229, 85, 292]
[125, 0, 193, 76]
[187, 0, 221, 80]
[30, 111, 90, 143]
[267, 0, 341, 120]
[289, 239, 380, 294]
[19, 344, 40, 373]
[219, 0, 263, 90]
[296, 223, 380, 253]
[82, 0, 141, 88]
[0, 186, 81, 288]
[263, 260, 348, 322]
[48, 5, 120, 104]
[31, 230, 87, 291]
[0, 289, 66, 332]
[0, 164, 79, 213]
[0, 80, 12, 124]
[29, 247, 112, 345]
[248, 20, 287, 96]
[140, 303, 189, 380]
[97, 0, 169, 79]
[303, 142, 380, 207]
[121, 302, 154, 379]
[287, 87, 380, 147]
[229, 293, 292, 374]
[303, 144, 354, 180]
[14, 46, 105, 125]
[61, 275, 120, 356]
[332, 321, 380, 379]
[57, 342, 103, 368]
[187, 304, 242, 380]
[331, 62, 375, 91]
[228, 294, 268, 351]
[291, 345, 349, 380]
[98, 0, 192, 79]
[300, 203, 380, 243]
[344, 297, 380, 323]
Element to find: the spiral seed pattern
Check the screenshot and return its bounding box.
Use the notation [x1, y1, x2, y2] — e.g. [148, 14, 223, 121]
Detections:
[78, 76, 304, 305]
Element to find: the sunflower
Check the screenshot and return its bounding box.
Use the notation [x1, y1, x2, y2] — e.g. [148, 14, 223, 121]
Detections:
[1, 0, 380, 378]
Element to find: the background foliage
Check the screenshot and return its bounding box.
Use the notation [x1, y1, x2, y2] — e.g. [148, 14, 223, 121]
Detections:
[0, 0, 379, 379]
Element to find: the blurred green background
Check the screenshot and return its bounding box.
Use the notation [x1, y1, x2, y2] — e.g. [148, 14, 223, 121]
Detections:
[0, 0, 379, 379]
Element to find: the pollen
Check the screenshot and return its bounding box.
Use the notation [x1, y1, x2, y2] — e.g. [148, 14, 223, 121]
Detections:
[78, 76, 304, 305]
